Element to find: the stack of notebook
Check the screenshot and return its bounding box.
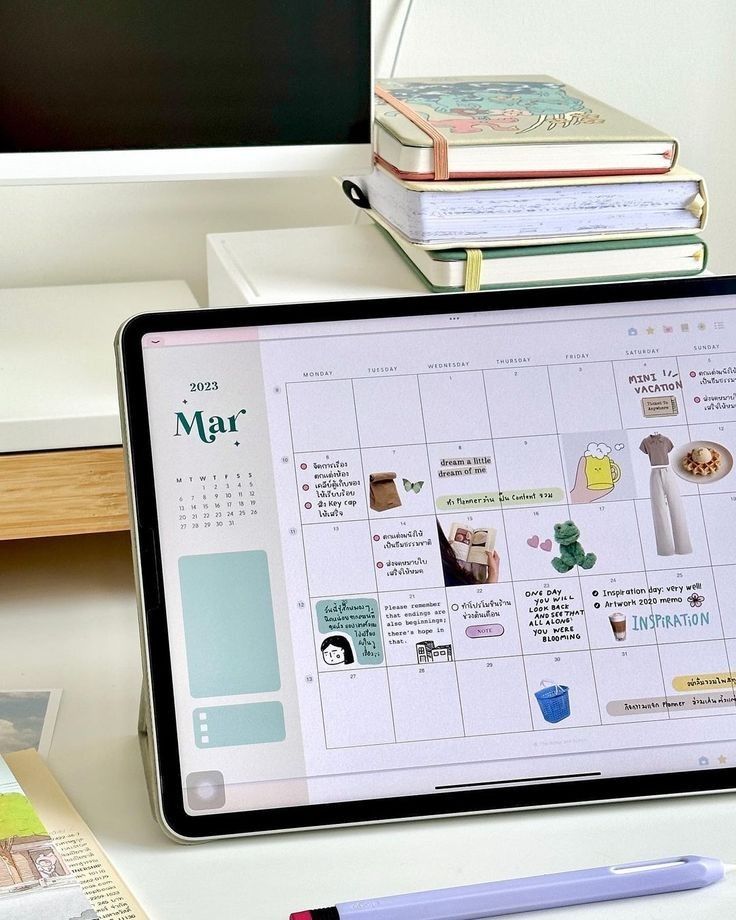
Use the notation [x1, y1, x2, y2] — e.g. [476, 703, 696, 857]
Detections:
[346, 76, 707, 291]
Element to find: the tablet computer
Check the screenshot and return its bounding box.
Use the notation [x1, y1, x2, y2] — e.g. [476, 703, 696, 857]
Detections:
[117, 277, 736, 842]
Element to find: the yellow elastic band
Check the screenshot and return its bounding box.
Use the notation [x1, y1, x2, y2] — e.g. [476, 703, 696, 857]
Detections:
[375, 85, 450, 180]
[464, 250, 482, 292]
[686, 193, 705, 219]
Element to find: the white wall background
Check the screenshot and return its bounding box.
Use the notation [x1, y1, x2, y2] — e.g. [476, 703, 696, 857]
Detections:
[1, 0, 734, 304]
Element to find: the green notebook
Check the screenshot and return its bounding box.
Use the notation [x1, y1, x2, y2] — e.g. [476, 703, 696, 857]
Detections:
[374, 218, 707, 292]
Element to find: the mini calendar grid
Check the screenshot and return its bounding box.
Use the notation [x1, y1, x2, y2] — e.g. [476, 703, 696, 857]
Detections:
[174, 469, 260, 532]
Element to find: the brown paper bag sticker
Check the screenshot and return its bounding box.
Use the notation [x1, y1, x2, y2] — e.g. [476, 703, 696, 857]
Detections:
[369, 471, 402, 512]
[641, 395, 679, 418]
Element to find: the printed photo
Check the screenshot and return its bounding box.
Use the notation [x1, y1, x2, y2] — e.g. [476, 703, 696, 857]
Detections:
[437, 519, 501, 588]
[0, 691, 62, 758]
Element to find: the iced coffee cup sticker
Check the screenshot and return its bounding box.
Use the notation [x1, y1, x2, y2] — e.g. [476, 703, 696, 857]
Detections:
[641, 396, 678, 418]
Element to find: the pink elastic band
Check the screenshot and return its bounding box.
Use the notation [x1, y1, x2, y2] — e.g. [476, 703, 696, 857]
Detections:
[375, 85, 450, 180]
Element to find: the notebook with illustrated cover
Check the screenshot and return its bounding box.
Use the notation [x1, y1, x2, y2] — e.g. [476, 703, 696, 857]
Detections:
[117, 276, 736, 841]
[374, 76, 678, 180]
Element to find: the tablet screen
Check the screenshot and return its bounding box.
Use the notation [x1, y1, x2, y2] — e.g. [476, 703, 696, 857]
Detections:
[133, 287, 736, 827]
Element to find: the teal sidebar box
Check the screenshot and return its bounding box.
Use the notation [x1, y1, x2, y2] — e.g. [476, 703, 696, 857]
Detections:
[179, 550, 281, 698]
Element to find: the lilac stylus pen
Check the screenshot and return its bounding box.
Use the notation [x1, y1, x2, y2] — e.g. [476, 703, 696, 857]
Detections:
[290, 855, 731, 920]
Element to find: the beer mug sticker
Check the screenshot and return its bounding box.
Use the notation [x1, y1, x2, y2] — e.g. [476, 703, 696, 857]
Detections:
[563, 432, 634, 504]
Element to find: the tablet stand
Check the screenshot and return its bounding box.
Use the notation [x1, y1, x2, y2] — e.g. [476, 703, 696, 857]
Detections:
[138, 685, 158, 817]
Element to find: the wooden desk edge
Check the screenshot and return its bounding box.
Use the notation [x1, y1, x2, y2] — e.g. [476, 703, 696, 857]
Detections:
[0, 447, 130, 540]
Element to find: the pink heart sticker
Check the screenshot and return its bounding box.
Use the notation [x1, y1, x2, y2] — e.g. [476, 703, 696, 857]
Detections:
[540, 539, 552, 552]
[527, 535, 540, 548]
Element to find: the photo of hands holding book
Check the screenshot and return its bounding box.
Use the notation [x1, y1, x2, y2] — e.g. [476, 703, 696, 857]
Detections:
[437, 520, 500, 586]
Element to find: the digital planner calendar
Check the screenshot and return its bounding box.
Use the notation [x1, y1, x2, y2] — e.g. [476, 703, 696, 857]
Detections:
[139, 293, 736, 817]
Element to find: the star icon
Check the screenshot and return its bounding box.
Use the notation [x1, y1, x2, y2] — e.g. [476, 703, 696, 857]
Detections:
[234, 441, 240, 447]
[718, 754, 727, 765]
[646, 326, 655, 335]
[182, 399, 188, 404]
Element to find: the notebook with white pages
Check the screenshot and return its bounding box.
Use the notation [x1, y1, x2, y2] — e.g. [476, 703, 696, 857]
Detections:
[353, 164, 706, 247]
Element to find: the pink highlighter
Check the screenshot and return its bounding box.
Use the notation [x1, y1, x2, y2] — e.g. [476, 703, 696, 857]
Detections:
[290, 855, 730, 919]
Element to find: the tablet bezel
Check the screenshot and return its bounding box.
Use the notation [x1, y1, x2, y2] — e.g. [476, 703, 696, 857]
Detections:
[118, 276, 736, 840]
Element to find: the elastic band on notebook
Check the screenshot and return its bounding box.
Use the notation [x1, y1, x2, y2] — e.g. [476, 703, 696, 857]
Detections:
[464, 250, 482, 292]
[375, 85, 450, 180]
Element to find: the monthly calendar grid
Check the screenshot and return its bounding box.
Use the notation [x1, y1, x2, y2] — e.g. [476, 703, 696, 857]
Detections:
[285, 344, 736, 749]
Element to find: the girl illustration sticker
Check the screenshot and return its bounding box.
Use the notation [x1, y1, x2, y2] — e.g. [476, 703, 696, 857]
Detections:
[320, 635, 355, 666]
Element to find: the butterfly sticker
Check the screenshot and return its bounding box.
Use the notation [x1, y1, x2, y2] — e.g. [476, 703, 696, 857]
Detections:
[403, 478, 424, 493]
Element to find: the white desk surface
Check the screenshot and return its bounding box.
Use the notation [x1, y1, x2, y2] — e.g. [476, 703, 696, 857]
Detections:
[0, 280, 199, 452]
[2, 532, 735, 920]
[205, 222, 715, 310]
[206, 222, 427, 306]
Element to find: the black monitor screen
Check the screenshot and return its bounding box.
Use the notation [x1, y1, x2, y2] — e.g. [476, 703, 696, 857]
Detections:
[0, 1, 371, 153]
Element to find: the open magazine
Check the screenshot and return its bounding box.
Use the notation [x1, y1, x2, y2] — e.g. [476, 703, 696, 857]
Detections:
[0, 755, 97, 920]
[0, 750, 146, 920]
